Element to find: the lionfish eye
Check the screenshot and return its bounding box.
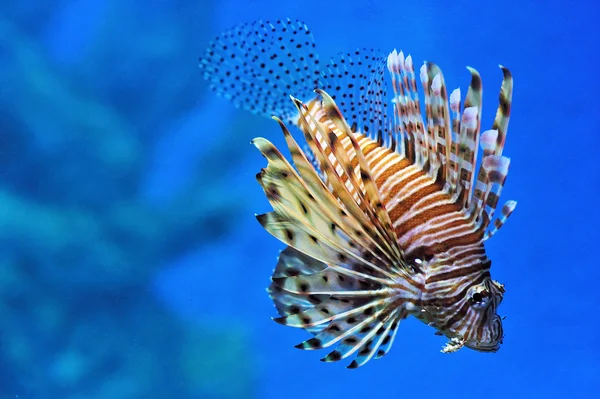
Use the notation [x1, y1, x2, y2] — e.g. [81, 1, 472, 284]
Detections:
[470, 289, 490, 308]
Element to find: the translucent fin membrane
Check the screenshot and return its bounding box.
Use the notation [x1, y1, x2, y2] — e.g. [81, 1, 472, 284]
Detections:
[199, 19, 321, 123]
[199, 19, 389, 135]
[322, 51, 388, 141]
[268, 246, 405, 369]
[200, 19, 516, 238]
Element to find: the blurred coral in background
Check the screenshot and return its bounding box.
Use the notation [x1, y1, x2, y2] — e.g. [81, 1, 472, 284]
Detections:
[0, 1, 257, 397]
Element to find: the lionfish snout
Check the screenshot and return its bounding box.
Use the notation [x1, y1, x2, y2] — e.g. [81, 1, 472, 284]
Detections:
[465, 314, 504, 352]
[463, 279, 505, 352]
[436, 277, 505, 353]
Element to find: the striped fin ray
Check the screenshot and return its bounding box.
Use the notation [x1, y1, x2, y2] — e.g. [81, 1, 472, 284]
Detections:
[290, 97, 407, 274]
[478, 156, 511, 233]
[275, 118, 401, 276]
[448, 87, 462, 196]
[316, 89, 403, 263]
[418, 64, 438, 177]
[470, 128, 499, 224]
[199, 19, 322, 123]
[386, 51, 407, 158]
[424, 63, 452, 186]
[254, 137, 400, 282]
[387, 50, 427, 166]
[456, 68, 483, 209]
[484, 200, 517, 240]
[491, 66, 513, 157]
[467, 68, 516, 237]
[404, 55, 426, 164]
[482, 67, 515, 238]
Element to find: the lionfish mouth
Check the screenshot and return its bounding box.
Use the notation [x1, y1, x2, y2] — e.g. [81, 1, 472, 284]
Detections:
[466, 315, 504, 352]
[441, 336, 501, 353]
[441, 314, 503, 353]
[465, 339, 501, 352]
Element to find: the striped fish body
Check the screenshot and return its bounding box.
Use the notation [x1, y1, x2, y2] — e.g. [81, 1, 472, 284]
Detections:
[200, 19, 516, 367]
[285, 96, 506, 354]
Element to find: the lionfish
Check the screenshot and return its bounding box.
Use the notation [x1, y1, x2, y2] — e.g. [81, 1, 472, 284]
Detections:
[199, 19, 516, 368]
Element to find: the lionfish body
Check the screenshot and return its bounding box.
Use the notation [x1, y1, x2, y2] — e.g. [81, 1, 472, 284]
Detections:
[200, 19, 516, 368]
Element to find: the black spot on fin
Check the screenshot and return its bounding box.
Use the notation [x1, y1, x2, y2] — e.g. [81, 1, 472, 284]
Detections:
[199, 19, 322, 123]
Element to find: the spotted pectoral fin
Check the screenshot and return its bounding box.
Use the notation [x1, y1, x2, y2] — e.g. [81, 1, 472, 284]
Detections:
[254, 127, 404, 281]
[288, 94, 407, 274]
[268, 246, 404, 368]
[255, 93, 416, 368]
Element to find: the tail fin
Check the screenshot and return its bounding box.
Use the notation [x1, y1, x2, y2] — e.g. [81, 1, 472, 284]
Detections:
[199, 19, 322, 123]
[199, 18, 389, 135]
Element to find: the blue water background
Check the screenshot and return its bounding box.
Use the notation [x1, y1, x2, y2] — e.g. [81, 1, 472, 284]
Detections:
[3, 0, 599, 397]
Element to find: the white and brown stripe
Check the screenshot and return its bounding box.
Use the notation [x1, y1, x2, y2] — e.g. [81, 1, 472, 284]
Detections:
[292, 59, 513, 349]
[201, 19, 516, 365]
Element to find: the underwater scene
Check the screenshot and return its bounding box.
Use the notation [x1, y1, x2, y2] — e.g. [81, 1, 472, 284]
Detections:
[2, 0, 599, 398]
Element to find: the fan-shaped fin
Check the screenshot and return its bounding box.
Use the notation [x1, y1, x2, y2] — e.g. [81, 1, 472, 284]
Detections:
[254, 95, 423, 367]
[288, 97, 408, 274]
[321, 51, 389, 139]
[346, 309, 401, 368]
[267, 246, 407, 367]
[199, 19, 390, 133]
[199, 18, 322, 123]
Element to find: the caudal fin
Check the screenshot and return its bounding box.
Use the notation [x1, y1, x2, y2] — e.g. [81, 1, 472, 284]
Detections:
[199, 19, 322, 123]
[199, 18, 389, 136]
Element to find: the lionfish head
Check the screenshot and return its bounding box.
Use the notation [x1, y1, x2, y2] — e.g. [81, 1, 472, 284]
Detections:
[424, 267, 506, 353]
[461, 277, 505, 351]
